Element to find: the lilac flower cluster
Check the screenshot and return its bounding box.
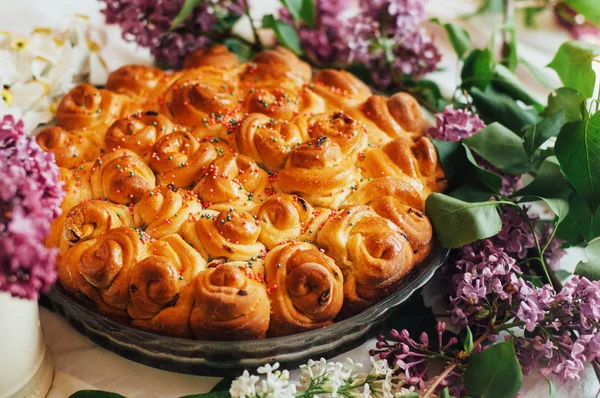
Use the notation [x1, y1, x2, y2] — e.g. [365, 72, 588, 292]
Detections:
[345, 0, 441, 87]
[554, 3, 600, 45]
[514, 276, 600, 381]
[0, 115, 64, 299]
[427, 105, 485, 142]
[371, 322, 460, 393]
[279, 0, 351, 65]
[100, 0, 242, 69]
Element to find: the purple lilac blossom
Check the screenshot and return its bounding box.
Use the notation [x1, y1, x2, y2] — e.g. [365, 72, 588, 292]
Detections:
[0, 115, 64, 300]
[279, 0, 351, 65]
[554, 3, 600, 45]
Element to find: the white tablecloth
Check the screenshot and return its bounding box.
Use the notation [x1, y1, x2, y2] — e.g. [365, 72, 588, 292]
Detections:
[1, 0, 598, 396]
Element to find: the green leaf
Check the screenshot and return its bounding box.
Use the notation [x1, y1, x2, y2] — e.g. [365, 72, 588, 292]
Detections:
[548, 41, 600, 98]
[522, 110, 565, 159]
[522, 275, 544, 288]
[501, 19, 518, 71]
[462, 49, 494, 90]
[464, 340, 523, 398]
[171, 0, 203, 31]
[223, 38, 253, 62]
[211, 378, 234, 392]
[463, 122, 532, 174]
[404, 78, 448, 112]
[559, 192, 600, 244]
[463, 145, 503, 192]
[520, 196, 569, 225]
[440, 387, 453, 398]
[564, 0, 600, 26]
[575, 239, 600, 280]
[555, 111, 600, 210]
[555, 269, 572, 282]
[279, 0, 302, 22]
[432, 19, 471, 58]
[519, 56, 554, 89]
[262, 15, 303, 55]
[425, 194, 502, 248]
[515, 156, 573, 200]
[70, 392, 126, 398]
[470, 87, 539, 134]
[300, 0, 316, 27]
[493, 64, 542, 109]
[471, 0, 504, 16]
[396, 394, 419, 398]
[546, 378, 557, 398]
[464, 326, 474, 354]
[542, 87, 588, 122]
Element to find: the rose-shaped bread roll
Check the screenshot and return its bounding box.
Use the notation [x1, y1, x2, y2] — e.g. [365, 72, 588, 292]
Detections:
[105, 111, 176, 158]
[161, 68, 239, 128]
[55, 199, 132, 255]
[240, 47, 311, 89]
[133, 185, 204, 238]
[255, 194, 331, 249]
[71, 227, 148, 317]
[90, 149, 156, 204]
[183, 44, 240, 69]
[231, 113, 307, 172]
[312, 70, 372, 109]
[56, 84, 137, 131]
[182, 209, 266, 262]
[359, 137, 446, 194]
[344, 176, 425, 211]
[244, 84, 325, 121]
[58, 164, 94, 213]
[275, 137, 360, 209]
[302, 112, 368, 158]
[317, 205, 414, 314]
[264, 242, 343, 336]
[193, 153, 271, 212]
[128, 234, 206, 337]
[190, 259, 270, 340]
[149, 131, 229, 187]
[361, 93, 429, 139]
[36, 126, 100, 168]
[106, 64, 171, 103]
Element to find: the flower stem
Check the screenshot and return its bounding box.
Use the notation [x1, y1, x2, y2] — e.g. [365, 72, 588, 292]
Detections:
[422, 361, 459, 398]
[242, 0, 263, 50]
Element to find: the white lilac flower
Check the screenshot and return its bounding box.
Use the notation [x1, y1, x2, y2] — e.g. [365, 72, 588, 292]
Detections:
[230, 370, 259, 398]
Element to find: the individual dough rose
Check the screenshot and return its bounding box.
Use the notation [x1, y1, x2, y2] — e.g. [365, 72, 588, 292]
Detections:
[75, 227, 148, 317]
[183, 44, 240, 69]
[244, 84, 325, 121]
[133, 185, 204, 238]
[105, 111, 176, 158]
[312, 69, 372, 109]
[182, 209, 266, 262]
[264, 242, 343, 336]
[149, 131, 229, 188]
[56, 199, 132, 254]
[190, 259, 270, 340]
[193, 153, 271, 211]
[275, 137, 360, 209]
[231, 113, 307, 172]
[36, 126, 100, 168]
[56, 84, 136, 131]
[128, 234, 206, 338]
[88, 149, 156, 204]
[317, 205, 414, 314]
[303, 112, 368, 158]
[161, 68, 239, 128]
[240, 47, 312, 89]
[361, 93, 429, 140]
[255, 193, 331, 249]
[359, 137, 446, 194]
[344, 176, 425, 211]
[106, 64, 171, 102]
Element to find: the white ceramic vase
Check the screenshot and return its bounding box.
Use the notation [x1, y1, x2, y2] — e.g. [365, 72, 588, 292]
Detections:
[0, 293, 54, 398]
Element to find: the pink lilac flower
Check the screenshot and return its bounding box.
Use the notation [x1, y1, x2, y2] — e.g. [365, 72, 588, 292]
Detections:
[427, 105, 485, 142]
[279, 0, 351, 65]
[554, 3, 600, 45]
[0, 115, 64, 300]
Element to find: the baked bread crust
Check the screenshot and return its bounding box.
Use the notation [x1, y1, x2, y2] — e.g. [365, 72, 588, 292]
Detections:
[45, 45, 446, 340]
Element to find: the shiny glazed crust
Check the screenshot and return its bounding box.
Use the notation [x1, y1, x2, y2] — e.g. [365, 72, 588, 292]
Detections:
[46, 45, 446, 340]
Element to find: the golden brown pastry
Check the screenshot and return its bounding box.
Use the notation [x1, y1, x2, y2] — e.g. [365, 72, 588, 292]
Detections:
[193, 152, 271, 211]
[36, 126, 100, 168]
[255, 193, 331, 249]
[133, 185, 204, 238]
[276, 137, 360, 209]
[56, 84, 137, 131]
[128, 234, 206, 338]
[190, 259, 270, 340]
[182, 209, 266, 261]
[361, 93, 429, 139]
[231, 113, 307, 171]
[317, 205, 414, 315]
[106, 64, 170, 102]
[183, 44, 240, 69]
[105, 111, 176, 158]
[244, 84, 325, 120]
[264, 242, 343, 336]
[312, 69, 372, 109]
[240, 47, 312, 89]
[302, 112, 368, 158]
